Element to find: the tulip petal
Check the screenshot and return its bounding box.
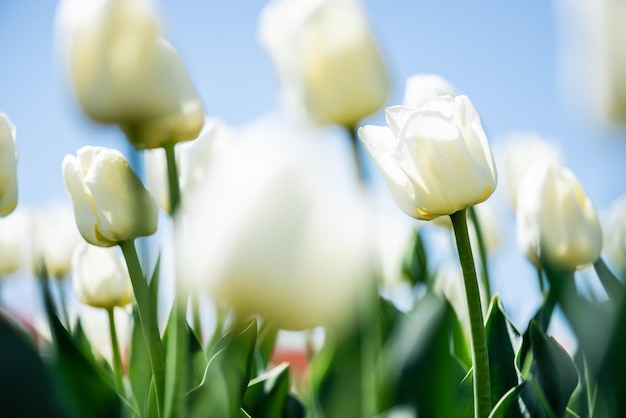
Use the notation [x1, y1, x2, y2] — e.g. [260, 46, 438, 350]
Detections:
[62, 154, 105, 246]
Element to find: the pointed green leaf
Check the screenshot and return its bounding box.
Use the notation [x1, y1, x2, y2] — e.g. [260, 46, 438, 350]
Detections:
[382, 291, 469, 417]
[149, 254, 161, 311]
[243, 363, 290, 416]
[255, 318, 278, 374]
[530, 321, 579, 418]
[43, 278, 122, 418]
[188, 322, 207, 388]
[401, 229, 429, 286]
[485, 295, 521, 407]
[379, 296, 404, 345]
[128, 307, 153, 415]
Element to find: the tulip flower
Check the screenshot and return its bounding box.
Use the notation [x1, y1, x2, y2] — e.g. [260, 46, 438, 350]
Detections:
[32, 202, 81, 279]
[0, 113, 18, 216]
[516, 162, 602, 271]
[499, 132, 563, 210]
[176, 115, 374, 330]
[403, 73, 457, 110]
[62, 146, 159, 247]
[359, 95, 497, 221]
[57, 0, 204, 148]
[0, 209, 30, 277]
[259, 0, 389, 127]
[72, 242, 134, 309]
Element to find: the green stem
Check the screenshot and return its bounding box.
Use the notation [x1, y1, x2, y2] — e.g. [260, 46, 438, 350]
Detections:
[593, 258, 625, 304]
[450, 209, 491, 418]
[107, 308, 125, 395]
[191, 293, 202, 342]
[57, 277, 72, 331]
[536, 266, 545, 293]
[164, 143, 181, 215]
[120, 240, 165, 417]
[347, 125, 365, 186]
[468, 206, 491, 299]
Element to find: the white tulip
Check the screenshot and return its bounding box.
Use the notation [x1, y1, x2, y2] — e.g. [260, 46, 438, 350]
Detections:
[32, 202, 81, 279]
[0, 113, 18, 216]
[359, 95, 497, 221]
[0, 209, 30, 277]
[56, 0, 203, 148]
[176, 115, 374, 330]
[516, 163, 602, 271]
[403, 73, 457, 110]
[499, 132, 563, 210]
[63, 146, 158, 247]
[259, 0, 389, 127]
[72, 242, 134, 308]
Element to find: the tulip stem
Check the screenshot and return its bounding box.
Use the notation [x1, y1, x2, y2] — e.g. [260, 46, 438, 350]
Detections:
[120, 240, 165, 417]
[107, 307, 125, 395]
[450, 209, 491, 418]
[164, 143, 181, 215]
[347, 125, 366, 185]
[468, 206, 491, 298]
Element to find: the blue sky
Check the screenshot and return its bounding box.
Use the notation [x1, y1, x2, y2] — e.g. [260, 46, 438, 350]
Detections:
[1, 1, 625, 333]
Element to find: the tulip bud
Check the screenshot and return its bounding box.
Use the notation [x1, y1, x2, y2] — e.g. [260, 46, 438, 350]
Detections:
[499, 132, 563, 210]
[403, 73, 457, 110]
[72, 242, 134, 309]
[32, 202, 82, 279]
[176, 116, 374, 330]
[62, 146, 159, 247]
[259, 0, 389, 127]
[0, 113, 18, 216]
[516, 163, 602, 271]
[0, 209, 30, 277]
[359, 95, 497, 221]
[57, 0, 204, 148]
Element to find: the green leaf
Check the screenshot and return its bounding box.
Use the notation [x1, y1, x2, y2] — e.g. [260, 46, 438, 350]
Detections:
[163, 303, 189, 418]
[381, 291, 469, 417]
[128, 307, 153, 416]
[529, 321, 579, 418]
[379, 296, 404, 345]
[188, 322, 207, 388]
[254, 317, 278, 375]
[485, 295, 521, 407]
[149, 254, 161, 311]
[188, 318, 258, 417]
[401, 229, 429, 286]
[42, 278, 122, 418]
[0, 315, 70, 417]
[489, 382, 536, 418]
[243, 363, 290, 417]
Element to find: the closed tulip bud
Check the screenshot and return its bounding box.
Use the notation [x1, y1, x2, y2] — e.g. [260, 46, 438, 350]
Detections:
[32, 202, 82, 279]
[72, 242, 134, 309]
[259, 0, 389, 127]
[499, 132, 563, 210]
[0, 113, 18, 216]
[57, 0, 203, 148]
[0, 209, 30, 277]
[359, 95, 497, 221]
[516, 163, 602, 271]
[177, 116, 373, 330]
[403, 73, 457, 110]
[62, 146, 158, 247]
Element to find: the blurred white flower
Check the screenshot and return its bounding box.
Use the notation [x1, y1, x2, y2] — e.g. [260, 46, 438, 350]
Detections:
[56, 0, 203, 148]
[72, 242, 134, 309]
[602, 195, 626, 273]
[516, 162, 602, 271]
[176, 115, 374, 330]
[359, 96, 497, 221]
[403, 73, 457, 110]
[63, 146, 159, 247]
[78, 304, 132, 368]
[375, 211, 416, 286]
[259, 0, 389, 127]
[145, 117, 233, 213]
[556, 0, 626, 122]
[0, 112, 18, 216]
[498, 132, 563, 210]
[0, 209, 31, 277]
[32, 202, 81, 279]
